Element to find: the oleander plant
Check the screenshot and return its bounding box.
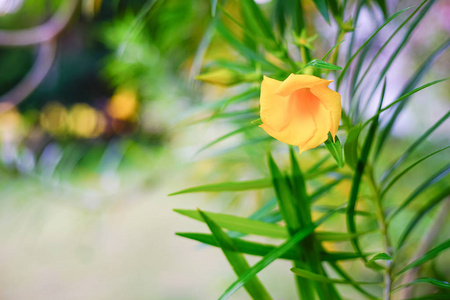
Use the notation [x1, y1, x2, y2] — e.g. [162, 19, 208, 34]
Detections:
[171, 0, 450, 299]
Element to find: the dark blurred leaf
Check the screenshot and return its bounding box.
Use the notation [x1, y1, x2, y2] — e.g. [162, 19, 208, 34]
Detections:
[312, 0, 330, 23]
[374, 0, 389, 18]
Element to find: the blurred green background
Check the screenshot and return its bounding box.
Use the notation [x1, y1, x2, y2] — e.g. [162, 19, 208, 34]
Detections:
[0, 0, 448, 299]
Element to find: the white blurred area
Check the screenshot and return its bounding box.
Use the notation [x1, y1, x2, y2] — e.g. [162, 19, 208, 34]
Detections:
[0, 0, 23, 15]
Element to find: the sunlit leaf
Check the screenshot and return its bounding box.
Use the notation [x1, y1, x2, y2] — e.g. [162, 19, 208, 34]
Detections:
[174, 209, 288, 239]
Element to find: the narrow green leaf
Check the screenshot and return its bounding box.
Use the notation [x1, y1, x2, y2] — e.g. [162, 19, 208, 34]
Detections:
[393, 277, 450, 292]
[337, 6, 411, 87]
[291, 267, 381, 285]
[380, 111, 450, 183]
[327, 261, 379, 299]
[357, 0, 436, 122]
[312, 0, 330, 23]
[354, 0, 431, 99]
[288, 146, 310, 222]
[177, 232, 370, 262]
[217, 204, 345, 300]
[196, 123, 257, 154]
[344, 124, 362, 169]
[347, 80, 385, 261]
[169, 178, 272, 196]
[396, 189, 450, 248]
[174, 209, 288, 239]
[362, 79, 448, 128]
[380, 146, 450, 200]
[322, 39, 345, 61]
[213, 87, 260, 113]
[198, 209, 272, 300]
[215, 21, 282, 72]
[387, 164, 450, 222]
[268, 152, 301, 233]
[375, 38, 450, 160]
[313, 205, 373, 217]
[324, 133, 344, 168]
[315, 230, 374, 242]
[394, 239, 450, 280]
[305, 59, 342, 70]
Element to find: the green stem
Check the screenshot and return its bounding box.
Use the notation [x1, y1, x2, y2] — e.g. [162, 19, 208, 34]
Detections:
[367, 167, 393, 300]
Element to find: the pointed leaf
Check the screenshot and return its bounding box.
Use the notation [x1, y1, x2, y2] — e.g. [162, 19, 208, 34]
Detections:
[305, 59, 342, 70]
[174, 209, 288, 239]
[312, 0, 330, 23]
[198, 209, 272, 300]
[325, 133, 344, 168]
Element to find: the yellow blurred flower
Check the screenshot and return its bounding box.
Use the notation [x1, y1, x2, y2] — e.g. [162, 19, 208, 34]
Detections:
[259, 74, 341, 153]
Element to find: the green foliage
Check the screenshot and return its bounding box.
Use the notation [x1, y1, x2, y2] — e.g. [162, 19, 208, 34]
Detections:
[172, 1, 450, 299]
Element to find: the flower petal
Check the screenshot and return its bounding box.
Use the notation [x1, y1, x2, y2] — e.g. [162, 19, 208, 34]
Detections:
[275, 74, 329, 97]
[260, 88, 317, 148]
[259, 76, 290, 132]
[310, 82, 341, 137]
[300, 89, 332, 152]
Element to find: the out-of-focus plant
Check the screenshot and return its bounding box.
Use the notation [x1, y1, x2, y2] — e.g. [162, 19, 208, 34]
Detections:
[172, 0, 449, 299]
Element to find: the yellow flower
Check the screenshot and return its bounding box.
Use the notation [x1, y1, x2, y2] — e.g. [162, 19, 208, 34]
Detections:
[259, 74, 341, 153]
